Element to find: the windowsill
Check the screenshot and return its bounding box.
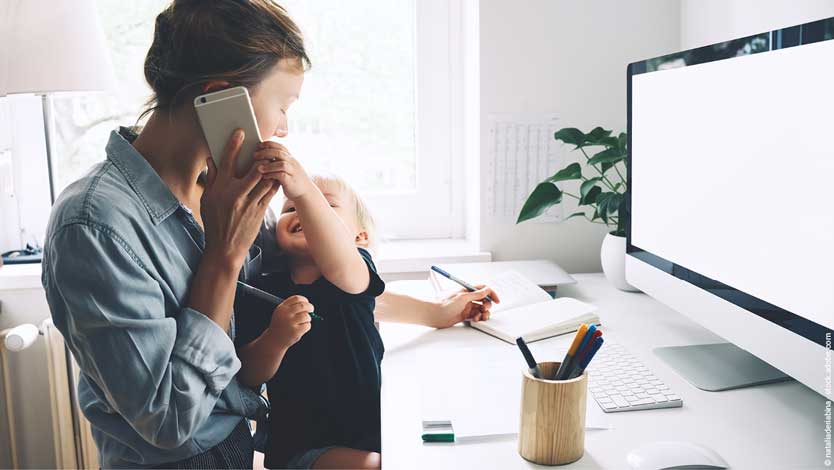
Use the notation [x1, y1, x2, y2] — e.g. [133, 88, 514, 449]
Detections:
[0, 239, 492, 290]
[0, 263, 43, 291]
[375, 239, 491, 279]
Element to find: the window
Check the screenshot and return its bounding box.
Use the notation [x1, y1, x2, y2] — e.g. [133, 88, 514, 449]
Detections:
[50, 1, 169, 193]
[44, 0, 465, 241]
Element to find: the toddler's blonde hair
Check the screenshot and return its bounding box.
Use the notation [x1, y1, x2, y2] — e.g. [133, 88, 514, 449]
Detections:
[310, 173, 378, 253]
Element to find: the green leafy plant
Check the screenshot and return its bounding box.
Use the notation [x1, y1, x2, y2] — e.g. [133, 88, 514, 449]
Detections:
[517, 127, 628, 236]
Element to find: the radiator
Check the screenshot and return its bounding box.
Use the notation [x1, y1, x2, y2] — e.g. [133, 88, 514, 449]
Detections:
[42, 320, 98, 470]
[1, 321, 98, 469]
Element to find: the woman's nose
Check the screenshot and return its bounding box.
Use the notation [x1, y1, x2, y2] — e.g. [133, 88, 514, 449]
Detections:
[275, 126, 288, 138]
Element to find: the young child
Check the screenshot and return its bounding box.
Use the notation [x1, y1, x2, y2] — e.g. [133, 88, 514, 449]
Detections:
[235, 141, 385, 469]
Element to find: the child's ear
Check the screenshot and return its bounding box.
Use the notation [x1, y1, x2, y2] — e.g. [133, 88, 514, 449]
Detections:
[355, 230, 369, 248]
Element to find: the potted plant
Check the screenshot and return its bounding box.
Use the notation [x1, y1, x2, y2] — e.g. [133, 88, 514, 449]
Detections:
[517, 126, 638, 291]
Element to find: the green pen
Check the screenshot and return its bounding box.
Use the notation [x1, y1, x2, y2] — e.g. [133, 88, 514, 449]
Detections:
[236, 281, 323, 321]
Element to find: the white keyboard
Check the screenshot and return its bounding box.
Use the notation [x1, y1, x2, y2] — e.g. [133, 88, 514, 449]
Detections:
[587, 342, 683, 412]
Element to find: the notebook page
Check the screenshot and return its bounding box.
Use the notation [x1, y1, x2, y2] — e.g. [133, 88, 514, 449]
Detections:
[487, 271, 553, 313]
[429, 270, 552, 310]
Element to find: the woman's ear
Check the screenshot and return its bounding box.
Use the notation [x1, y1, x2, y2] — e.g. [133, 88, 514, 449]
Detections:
[355, 231, 370, 248]
[202, 80, 232, 94]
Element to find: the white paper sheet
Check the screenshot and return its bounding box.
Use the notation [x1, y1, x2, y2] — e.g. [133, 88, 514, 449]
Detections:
[485, 114, 564, 223]
[417, 346, 610, 439]
[485, 271, 554, 313]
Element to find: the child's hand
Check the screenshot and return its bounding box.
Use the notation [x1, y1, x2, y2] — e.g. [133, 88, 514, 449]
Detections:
[268, 295, 314, 349]
[253, 141, 316, 200]
[430, 284, 500, 329]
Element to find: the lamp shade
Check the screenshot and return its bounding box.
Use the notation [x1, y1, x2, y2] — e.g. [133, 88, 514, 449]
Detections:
[1, 0, 116, 96]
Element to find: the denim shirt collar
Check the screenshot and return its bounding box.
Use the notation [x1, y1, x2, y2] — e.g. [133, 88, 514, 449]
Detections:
[106, 127, 180, 225]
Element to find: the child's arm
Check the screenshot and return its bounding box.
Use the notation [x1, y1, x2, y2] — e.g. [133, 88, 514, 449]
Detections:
[375, 285, 500, 329]
[293, 187, 369, 293]
[237, 295, 313, 387]
[254, 141, 370, 294]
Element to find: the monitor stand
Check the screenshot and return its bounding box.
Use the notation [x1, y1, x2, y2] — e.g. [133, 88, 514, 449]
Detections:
[654, 343, 792, 391]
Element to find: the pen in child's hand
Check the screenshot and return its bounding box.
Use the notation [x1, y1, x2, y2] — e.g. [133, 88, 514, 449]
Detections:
[430, 266, 495, 303]
[237, 281, 323, 321]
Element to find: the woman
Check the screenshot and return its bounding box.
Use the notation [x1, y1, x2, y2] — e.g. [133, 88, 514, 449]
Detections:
[42, 1, 309, 467]
[42, 1, 494, 468]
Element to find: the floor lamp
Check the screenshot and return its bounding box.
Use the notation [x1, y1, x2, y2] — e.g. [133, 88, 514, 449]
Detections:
[1, 1, 114, 467]
[1, 0, 116, 203]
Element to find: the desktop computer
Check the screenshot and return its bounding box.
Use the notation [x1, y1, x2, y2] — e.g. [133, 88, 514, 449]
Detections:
[626, 16, 834, 397]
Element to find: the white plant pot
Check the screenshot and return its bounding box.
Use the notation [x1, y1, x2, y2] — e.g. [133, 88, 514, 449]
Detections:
[600, 232, 640, 292]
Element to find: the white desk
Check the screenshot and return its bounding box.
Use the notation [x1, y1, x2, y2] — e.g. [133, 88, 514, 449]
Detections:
[380, 273, 823, 469]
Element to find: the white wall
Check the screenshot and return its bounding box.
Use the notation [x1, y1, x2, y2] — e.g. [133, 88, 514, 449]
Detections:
[478, 0, 682, 273]
[682, 0, 834, 49]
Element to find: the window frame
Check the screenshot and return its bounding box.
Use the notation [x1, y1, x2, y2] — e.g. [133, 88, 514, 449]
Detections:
[361, 0, 466, 240]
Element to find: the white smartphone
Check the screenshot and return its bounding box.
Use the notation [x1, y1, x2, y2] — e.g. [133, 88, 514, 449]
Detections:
[194, 86, 262, 177]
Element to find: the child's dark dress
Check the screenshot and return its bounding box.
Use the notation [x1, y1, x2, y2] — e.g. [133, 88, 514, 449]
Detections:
[235, 248, 385, 468]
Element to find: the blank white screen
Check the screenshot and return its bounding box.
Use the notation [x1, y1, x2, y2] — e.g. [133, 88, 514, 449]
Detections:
[632, 39, 834, 330]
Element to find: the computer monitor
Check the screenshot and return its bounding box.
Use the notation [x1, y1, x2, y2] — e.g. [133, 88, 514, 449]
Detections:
[626, 16, 834, 397]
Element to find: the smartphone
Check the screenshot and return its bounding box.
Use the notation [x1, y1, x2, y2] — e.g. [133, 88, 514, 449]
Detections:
[194, 86, 262, 177]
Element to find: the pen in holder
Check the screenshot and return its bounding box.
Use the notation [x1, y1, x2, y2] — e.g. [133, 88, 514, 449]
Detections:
[518, 361, 587, 465]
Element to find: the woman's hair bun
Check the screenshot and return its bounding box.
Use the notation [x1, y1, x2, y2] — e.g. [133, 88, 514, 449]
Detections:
[140, 0, 310, 121]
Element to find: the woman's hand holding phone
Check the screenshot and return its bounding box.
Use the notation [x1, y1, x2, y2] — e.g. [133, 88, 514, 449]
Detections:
[201, 129, 280, 269]
[253, 140, 315, 200]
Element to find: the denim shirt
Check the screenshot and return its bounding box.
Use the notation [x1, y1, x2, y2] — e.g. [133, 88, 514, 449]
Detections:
[41, 128, 267, 468]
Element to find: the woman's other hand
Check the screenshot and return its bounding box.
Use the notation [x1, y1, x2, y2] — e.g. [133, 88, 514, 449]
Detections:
[269, 295, 313, 349]
[430, 284, 500, 329]
[201, 129, 280, 268]
[252, 140, 315, 200]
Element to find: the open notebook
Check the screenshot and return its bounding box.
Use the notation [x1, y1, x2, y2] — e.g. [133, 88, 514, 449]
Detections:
[430, 270, 599, 344]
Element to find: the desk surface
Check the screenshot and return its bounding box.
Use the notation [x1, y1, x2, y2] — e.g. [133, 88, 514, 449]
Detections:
[380, 273, 823, 469]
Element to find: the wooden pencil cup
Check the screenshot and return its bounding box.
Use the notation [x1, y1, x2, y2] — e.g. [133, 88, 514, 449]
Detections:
[518, 361, 587, 465]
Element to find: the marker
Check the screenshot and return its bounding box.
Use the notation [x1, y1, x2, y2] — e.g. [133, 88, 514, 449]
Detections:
[554, 323, 588, 380]
[236, 281, 323, 321]
[576, 324, 598, 357]
[562, 324, 599, 378]
[430, 266, 495, 303]
[576, 329, 603, 364]
[568, 337, 604, 379]
[422, 420, 455, 443]
[567, 329, 602, 379]
[516, 337, 542, 379]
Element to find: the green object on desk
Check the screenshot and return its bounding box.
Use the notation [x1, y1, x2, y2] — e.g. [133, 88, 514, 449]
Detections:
[422, 433, 454, 443]
[422, 420, 454, 443]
